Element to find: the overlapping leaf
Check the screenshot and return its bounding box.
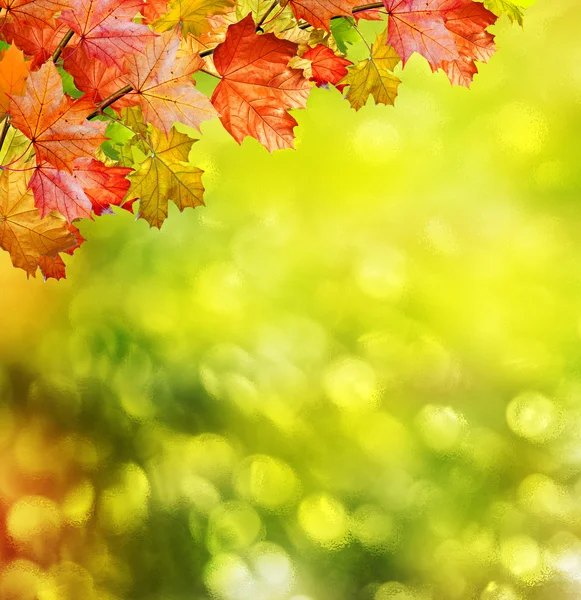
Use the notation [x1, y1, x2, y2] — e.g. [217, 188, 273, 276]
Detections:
[0, 0, 71, 28]
[154, 0, 235, 37]
[64, 47, 138, 107]
[9, 61, 107, 172]
[341, 30, 401, 110]
[0, 45, 29, 117]
[280, 0, 361, 32]
[124, 125, 204, 228]
[298, 44, 352, 89]
[121, 33, 216, 135]
[484, 0, 523, 24]
[0, 159, 78, 277]
[211, 14, 310, 151]
[1, 18, 68, 70]
[58, 0, 158, 69]
[382, 0, 497, 86]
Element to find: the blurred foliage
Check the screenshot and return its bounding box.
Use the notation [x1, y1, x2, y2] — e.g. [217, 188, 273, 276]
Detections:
[1, 1, 581, 599]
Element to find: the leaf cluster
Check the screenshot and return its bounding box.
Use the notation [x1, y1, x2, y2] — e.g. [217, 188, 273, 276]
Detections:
[0, 0, 527, 278]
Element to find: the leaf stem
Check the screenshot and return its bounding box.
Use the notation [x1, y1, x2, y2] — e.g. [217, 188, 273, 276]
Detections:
[256, 0, 279, 32]
[52, 28, 75, 63]
[87, 85, 134, 120]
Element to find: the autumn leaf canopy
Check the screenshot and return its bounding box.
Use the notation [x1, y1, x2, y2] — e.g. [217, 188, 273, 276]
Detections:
[0, 0, 530, 279]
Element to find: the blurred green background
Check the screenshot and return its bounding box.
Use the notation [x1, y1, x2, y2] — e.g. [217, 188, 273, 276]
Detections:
[2, 1, 581, 599]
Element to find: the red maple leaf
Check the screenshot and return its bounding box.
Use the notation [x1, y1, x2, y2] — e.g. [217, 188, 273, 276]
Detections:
[382, 0, 497, 86]
[73, 158, 133, 216]
[2, 19, 69, 70]
[58, 0, 158, 69]
[439, 0, 496, 86]
[303, 45, 352, 89]
[211, 14, 310, 152]
[64, 47, 139, 107]
[30, 159, 133, 222]
[0, 0, 71, 28]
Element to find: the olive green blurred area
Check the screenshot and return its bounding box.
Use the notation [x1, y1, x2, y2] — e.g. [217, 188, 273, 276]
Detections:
[2, 1, 581, 599]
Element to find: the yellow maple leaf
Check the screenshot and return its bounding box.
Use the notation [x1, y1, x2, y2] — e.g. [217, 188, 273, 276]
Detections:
[154, 0, 236, 37]
[126, 125, 205, 229]
[341, 30, 401, 112]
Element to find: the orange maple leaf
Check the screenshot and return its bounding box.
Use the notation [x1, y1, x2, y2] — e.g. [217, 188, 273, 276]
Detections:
[281, 0, 361, 32]
[0, 160, 77, 277]
[0, 45, 30, 118]
[211, 14, 310, 152]
[2, 18, 69, 70]
[9, 61, 107, 172]
[37, 223, 84, 280]
[121, 32, 217, 136]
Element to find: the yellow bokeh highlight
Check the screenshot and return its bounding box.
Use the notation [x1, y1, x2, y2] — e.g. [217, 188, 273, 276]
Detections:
[506, 392, 560, 442]
[234, 454, 300, 512]
[298, 494, 349, 549]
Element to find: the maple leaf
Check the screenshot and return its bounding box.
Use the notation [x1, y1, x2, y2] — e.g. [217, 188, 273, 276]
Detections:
[383, 0, 461, 69]
[484, 0, 523, 25]
[0, 0, 71, 28]
[125, 125, 204, 228]
[280, 0, 360, 32]
[58, 0, 158, 69]
[178, 9, 236, 77]
[73, 158, 133, 216]
[38, 223, 84, 280]
[0, 45, 29, 118]
[382, 0, 497, 86]
[2, 18, 69, 70]
[9, 61, 107, 172]
[120, 32, 217, 136]
[440, 0, 496, 86]
[211, 14, 310, 152]
[154, 0, 235, 38]
[30, 161, 94, 221]
[64, 47, 139, 107]
[30, 158, 133, 221]
[300, 44, 352, 89]
[340, 30, 401, 111]
[143, 0, 169, 21]
[0, 160, 77, 277]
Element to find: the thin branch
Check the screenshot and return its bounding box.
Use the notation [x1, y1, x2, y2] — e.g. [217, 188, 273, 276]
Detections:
[0, 118, 9, 157]
[83, 0, 385, 123]
[52, 28, 75, 62]
[87, 85, 134, 120]
[350, 2, 384, 14]
[256, 0, 279, 32]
